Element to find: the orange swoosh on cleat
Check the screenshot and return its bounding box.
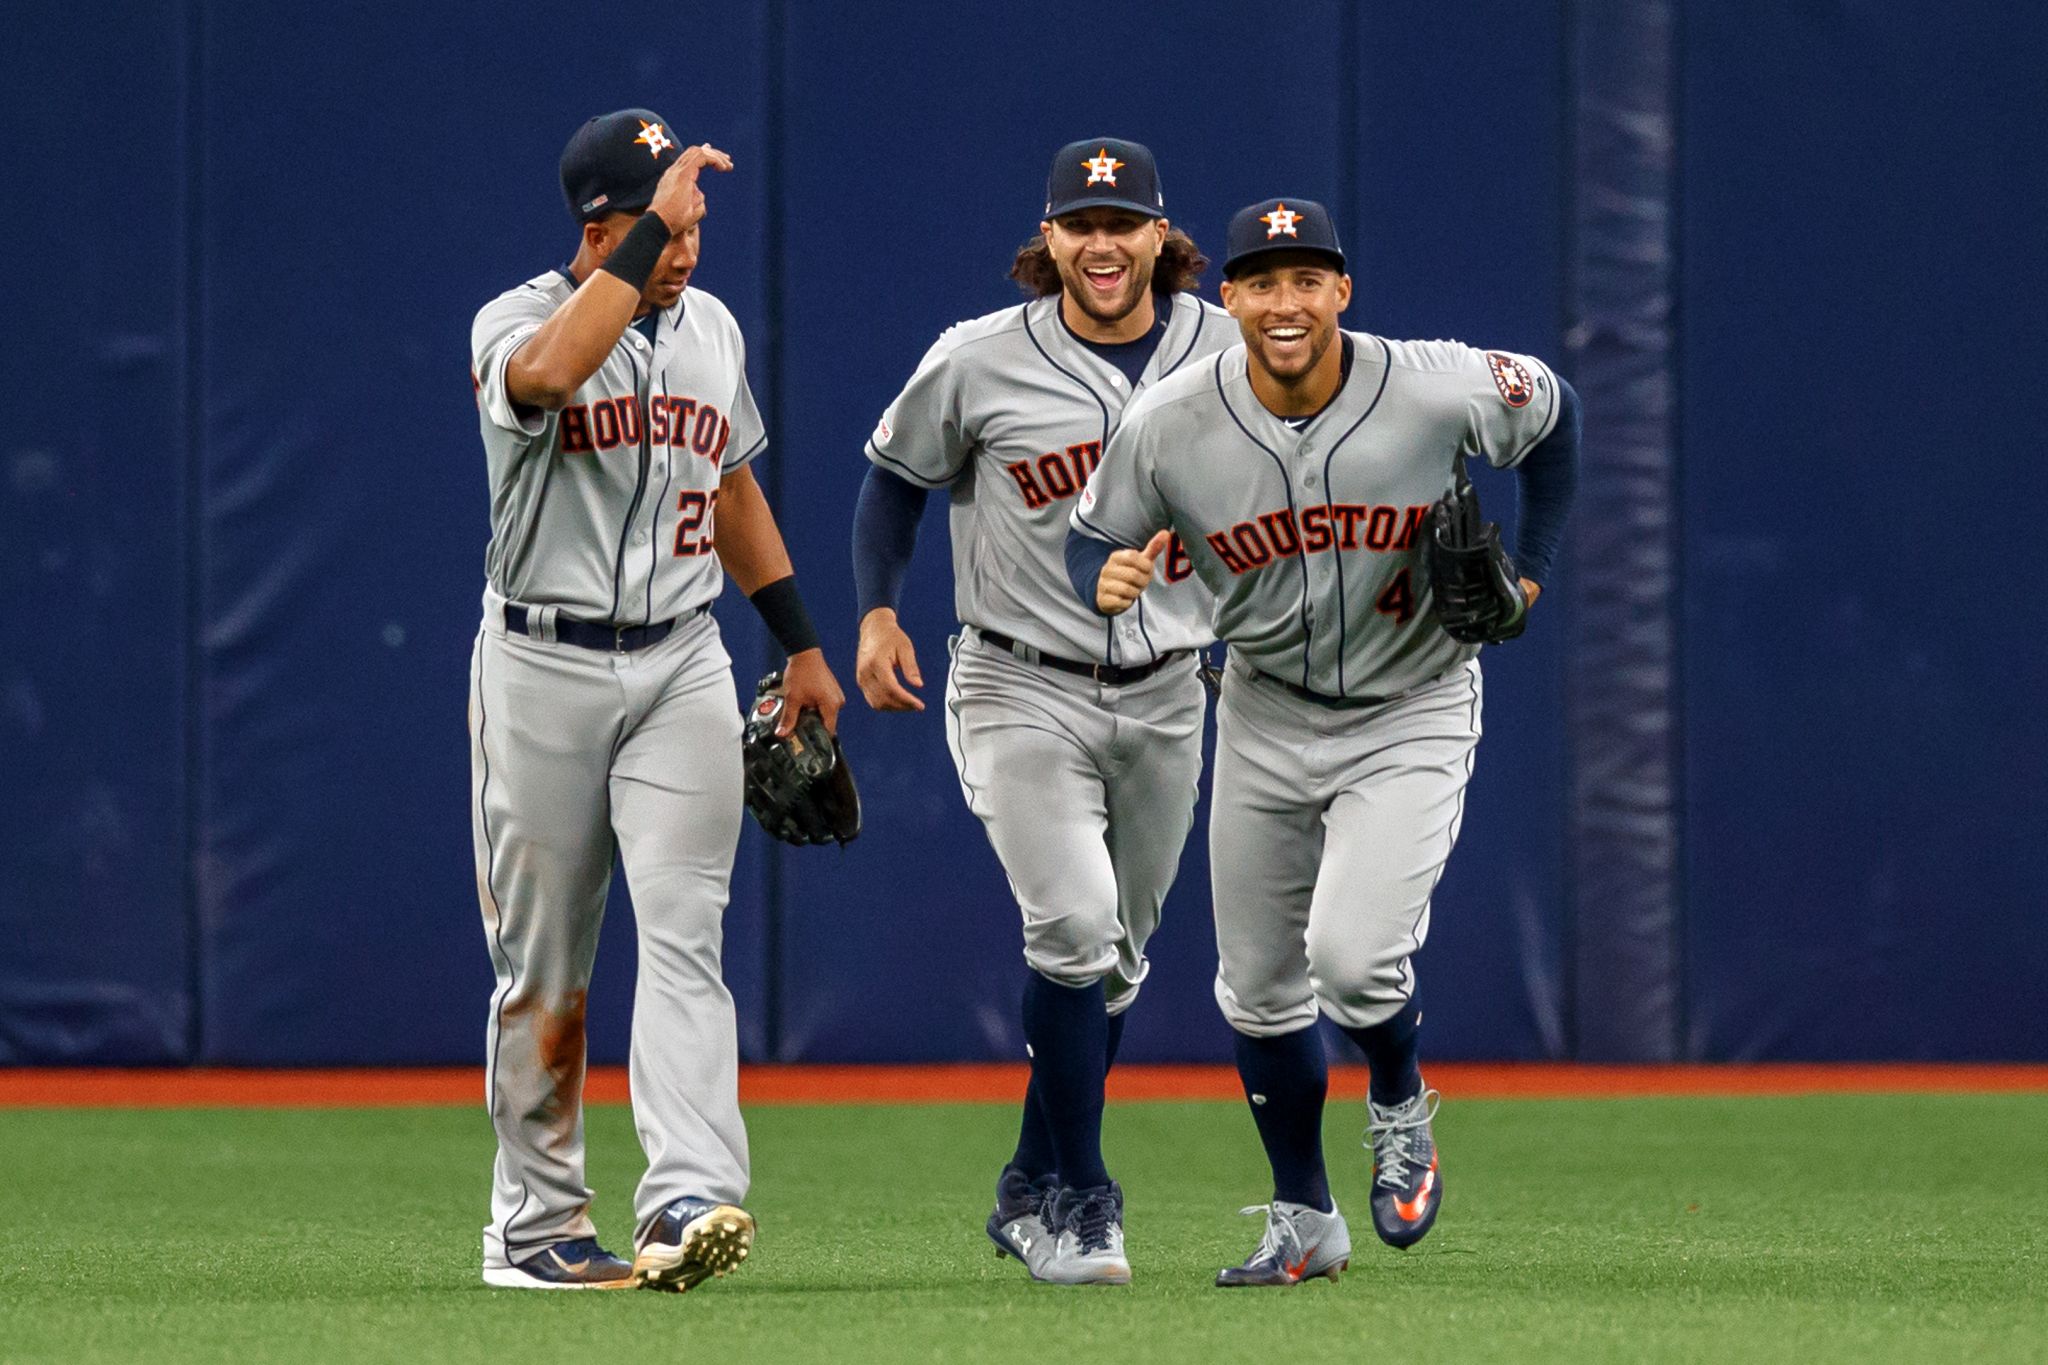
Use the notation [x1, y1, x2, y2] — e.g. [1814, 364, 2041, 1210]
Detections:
[1283, 1244, 1319, 1280]
[1393, 1158, 1439, 1222]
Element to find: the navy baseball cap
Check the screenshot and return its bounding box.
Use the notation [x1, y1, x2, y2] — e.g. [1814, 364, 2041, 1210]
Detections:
[1222, 198, 1346, 278]
[1043, 137, 1166, 220]
[560, 108, 684, 222]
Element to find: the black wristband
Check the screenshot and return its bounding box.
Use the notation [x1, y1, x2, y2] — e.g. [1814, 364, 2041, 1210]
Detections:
[749, 575, 822, 656]
[597, 212, 672, 292]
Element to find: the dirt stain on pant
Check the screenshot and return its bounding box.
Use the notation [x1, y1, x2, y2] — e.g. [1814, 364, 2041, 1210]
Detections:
[532, 989, 589, 1126]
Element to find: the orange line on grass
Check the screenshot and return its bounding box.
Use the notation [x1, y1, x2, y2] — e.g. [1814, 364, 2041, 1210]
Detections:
[2, 1063, 2045, 1109]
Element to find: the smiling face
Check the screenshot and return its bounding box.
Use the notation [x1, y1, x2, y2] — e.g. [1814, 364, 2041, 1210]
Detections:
[1041, 207, 1169, 328]
[1221, 252, 1352, 387]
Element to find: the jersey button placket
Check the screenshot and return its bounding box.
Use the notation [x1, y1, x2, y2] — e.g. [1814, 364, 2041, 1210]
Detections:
[1302, 559, 1328, 690]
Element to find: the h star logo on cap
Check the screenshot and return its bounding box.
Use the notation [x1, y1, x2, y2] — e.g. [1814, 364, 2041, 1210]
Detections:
[1083, 148, 1125, 186]
[635, 120, 676, 157]
[1261, 204, 1302, 239]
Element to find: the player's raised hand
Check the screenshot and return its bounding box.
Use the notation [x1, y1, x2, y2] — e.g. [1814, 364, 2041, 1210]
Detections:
[779, 647, 845, 736]
[650, 143, 734, 234]
[855, 609, 925, 712]
[1096, 530, 1171, 616]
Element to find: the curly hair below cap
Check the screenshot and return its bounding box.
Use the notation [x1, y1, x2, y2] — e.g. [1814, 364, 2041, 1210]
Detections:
[1008, 228, 1209, 298]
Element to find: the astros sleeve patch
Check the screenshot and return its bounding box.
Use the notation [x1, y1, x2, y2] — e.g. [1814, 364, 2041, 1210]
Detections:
[1465, 346, 1560, 468]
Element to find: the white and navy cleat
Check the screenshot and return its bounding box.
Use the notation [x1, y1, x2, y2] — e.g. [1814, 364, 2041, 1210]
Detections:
[482, 1236, 634, 1290]
[1367, 1087, 1443, 1248]
[1038, 1182, 1131, 1285]
[1215, 1201, 1351, 1287]
[987, 1166, 1058, 1278]
[632, 1198, 755, 1292]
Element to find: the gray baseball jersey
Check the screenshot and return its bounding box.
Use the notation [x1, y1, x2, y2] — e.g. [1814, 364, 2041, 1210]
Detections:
[1073, 330, 1560, 1034]
[472, 269, 765, 624]
[868, 289, 1235, 1013]
[1075, 334, 1559, 699]
[867, 291, 1232, 665]
[468, 272, 761, 1271]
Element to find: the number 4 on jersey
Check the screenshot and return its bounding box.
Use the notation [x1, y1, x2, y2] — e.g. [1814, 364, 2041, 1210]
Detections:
[1375, 568, 1416, 624]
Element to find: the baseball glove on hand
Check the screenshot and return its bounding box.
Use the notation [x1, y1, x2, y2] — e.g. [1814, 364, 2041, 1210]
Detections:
[742, 672, 861, 847]
[1424, 455, 1529, 645]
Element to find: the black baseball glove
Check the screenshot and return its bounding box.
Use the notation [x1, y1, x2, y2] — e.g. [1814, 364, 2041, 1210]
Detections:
[741, 672, 861, 847]
[1424, 455, 1529, 645]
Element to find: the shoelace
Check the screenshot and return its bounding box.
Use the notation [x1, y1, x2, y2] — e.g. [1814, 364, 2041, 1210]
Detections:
[1236, 1204, 1304, 1267]
[1068, 1192, 1119, 1253]
[999, 1175, 1052, 1222]
[1366, 1089, 1441, 1190]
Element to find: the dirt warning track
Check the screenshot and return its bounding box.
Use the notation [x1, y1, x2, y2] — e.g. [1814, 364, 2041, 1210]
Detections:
[4, 1063, 2046, 1108]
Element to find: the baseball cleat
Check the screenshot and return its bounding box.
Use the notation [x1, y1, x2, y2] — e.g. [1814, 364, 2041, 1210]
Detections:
[632, 1198, 755, 1292]
[987, 1165, 1058, 1276]
[482, 1237, 634, 1290]
[1215, 1200, 1351, 1287]
[1039, 1181, 1131, 1285]
[1366, 1086, 1443, 1248]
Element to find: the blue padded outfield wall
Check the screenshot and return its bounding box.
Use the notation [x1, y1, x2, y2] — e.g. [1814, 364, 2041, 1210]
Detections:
[4, 1, 2042, 1065]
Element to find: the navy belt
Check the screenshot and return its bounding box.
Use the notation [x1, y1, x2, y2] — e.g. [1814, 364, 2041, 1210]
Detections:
[1252, 668, 1394, 710]
[505, 603, 702, 652]
[977, 628, 1181, 687]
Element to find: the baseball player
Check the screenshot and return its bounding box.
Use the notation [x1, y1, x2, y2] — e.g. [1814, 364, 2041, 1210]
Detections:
[1069, 199, 1579, 1285]
[467, 108, 843, 1292]
[850, 138, 1236, 1284]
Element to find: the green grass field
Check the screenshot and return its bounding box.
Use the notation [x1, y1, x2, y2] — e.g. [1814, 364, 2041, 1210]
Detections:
[3, 1094, 2042, 1363]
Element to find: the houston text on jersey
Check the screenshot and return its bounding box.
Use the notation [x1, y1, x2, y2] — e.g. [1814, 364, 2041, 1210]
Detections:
[1003, 440, 1102, 509]
[1205, 502, 1433, 576]
[552, 395, 733, 462]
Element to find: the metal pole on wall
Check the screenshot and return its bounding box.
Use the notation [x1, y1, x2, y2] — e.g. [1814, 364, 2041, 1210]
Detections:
[1565, 0, 1684, 1061]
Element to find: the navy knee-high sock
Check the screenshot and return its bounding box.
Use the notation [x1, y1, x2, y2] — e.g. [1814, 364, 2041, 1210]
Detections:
[1020, 973, 1111, 1189]
[1105, 1008, 1129, 1070]
[1010, 1006, 1129, 1180]
[1340, 997, 1423, 1106]
[1233, 1026, 1333, 1212]
[1011, 1080, 1057, 1181]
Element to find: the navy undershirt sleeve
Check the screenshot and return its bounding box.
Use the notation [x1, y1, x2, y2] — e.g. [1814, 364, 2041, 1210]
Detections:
[1512, 376, 1581, 585]
[1065, 525, 1121, 614]
[851, 465, 930, 619]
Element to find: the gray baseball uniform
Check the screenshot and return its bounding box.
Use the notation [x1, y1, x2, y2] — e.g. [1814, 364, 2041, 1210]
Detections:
[468, 268, 763, 1269]
[868, 291, 1235, 1006]
[1073, 333, 1560, 1030]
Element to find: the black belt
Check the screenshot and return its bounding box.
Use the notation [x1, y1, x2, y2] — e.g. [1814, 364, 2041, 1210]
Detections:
[977, 628, 1183, 686]
[1252, 667, 1396, 710]
[504, 603, 702, 652]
